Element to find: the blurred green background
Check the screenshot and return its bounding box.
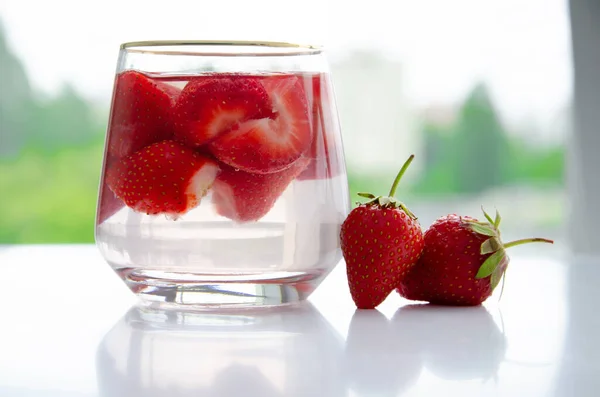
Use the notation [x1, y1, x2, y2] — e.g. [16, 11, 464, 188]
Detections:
[0, 25, 564, 244]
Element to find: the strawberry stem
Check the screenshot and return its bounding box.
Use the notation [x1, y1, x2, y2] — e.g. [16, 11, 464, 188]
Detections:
[504, 238, 554, 249]
[388, 154, 415, 198]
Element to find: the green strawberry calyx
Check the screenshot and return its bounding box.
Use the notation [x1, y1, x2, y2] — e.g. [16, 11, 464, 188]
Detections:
[463, 207, 554, 293]
[357, 155, 417, 219]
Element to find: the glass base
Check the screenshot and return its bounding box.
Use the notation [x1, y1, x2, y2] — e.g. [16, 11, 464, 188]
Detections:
[117, 268, 323, 309]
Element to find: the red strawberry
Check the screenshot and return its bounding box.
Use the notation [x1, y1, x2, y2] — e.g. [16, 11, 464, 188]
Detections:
[158, 80, 183, 104]
[173, 76, 273, 147]
[297, 73, 343, 180]
[105, 140, 219, 217]
[397, 210, 553, 306]
[212, 157, 310, 222]
[97, 180, 124, 224]
[107, 71, 179, 159]
[306, 73, 322, 130]
[209, 75, 312, 174]
[340, 155, 424, 309]
[97, 151, 125, 224]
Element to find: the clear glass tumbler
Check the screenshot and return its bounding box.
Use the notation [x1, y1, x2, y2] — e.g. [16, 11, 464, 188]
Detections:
[95, 41, 349, 308]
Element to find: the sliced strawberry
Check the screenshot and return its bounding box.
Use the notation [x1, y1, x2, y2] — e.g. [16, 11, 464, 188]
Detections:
[107, 71, 177, 159]
[209, 75, 312, 174]
[159, 79, 183, 106]
[105, 140, 219, 217]
[297, 73, 343, 180]
[212, 157, 310, 222]
[173, 76, 273, 147]
[97, 152, 125, 224]
[97, 180, 124, 224]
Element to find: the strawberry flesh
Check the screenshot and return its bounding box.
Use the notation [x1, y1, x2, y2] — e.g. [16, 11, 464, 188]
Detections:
[297, 73, 342, 180]
[106, 140, 219, 217]
[107, 71, 178, 159]
[209, 75, 312, 174]
[397, 214, 505, 306]
[212, 157, 310, 222]
[173, 76, 273, 147]
[97, 179, 124, 224]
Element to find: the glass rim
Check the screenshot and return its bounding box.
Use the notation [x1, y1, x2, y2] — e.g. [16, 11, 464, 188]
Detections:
[120, 40, 323, 56]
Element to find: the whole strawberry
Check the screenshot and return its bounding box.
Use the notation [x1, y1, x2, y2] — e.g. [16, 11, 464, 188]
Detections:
[341, 155, 424, 309]
[397, 209, 553, 306]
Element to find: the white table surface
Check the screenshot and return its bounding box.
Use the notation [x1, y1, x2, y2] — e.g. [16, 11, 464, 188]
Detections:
[0, 244, 597, 397]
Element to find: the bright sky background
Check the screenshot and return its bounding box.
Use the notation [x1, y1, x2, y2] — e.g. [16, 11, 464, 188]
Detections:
[0, 0, 572, 127]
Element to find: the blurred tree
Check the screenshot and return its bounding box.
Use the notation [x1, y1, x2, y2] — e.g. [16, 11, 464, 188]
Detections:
[453, 83, 509, 193]
[0, 18, 107, 243]
[506, 137, 565, 184]
[415, 121, 459, 195]
[0, 142, 103, 243]
[0, 21, 103, 157]
[0, 22, 34, 157]
[27, 84, 103, 152]
[413, 83, 564, 197]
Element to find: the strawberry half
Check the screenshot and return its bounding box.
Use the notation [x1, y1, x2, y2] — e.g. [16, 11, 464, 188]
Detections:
[397, 210, 553, 306]
[107, 70, 179, 159]
[97, 179, 124, 224]
[212, 157, 310, 222]
[105, 140, 219, 217]
[97, 152, 125, 224]
[340, 155, 425, 309]
[209, 75, 312, 174]
[297, 73, 343, 180]
[173, 76, 273, 147]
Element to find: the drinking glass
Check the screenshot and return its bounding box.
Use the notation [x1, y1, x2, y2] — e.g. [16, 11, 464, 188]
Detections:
[95, 41, 349, 308]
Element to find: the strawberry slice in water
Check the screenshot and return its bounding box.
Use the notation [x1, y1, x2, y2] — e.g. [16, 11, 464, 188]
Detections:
[209, 75, 312, 174]
[106, 140, 219, 218]
[173, 76, 273, 148]
[107, 71, 178, 159]
[297, 73, 343, 180]
[212, 157, 310, 222]
[97, 179, 124, 224]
